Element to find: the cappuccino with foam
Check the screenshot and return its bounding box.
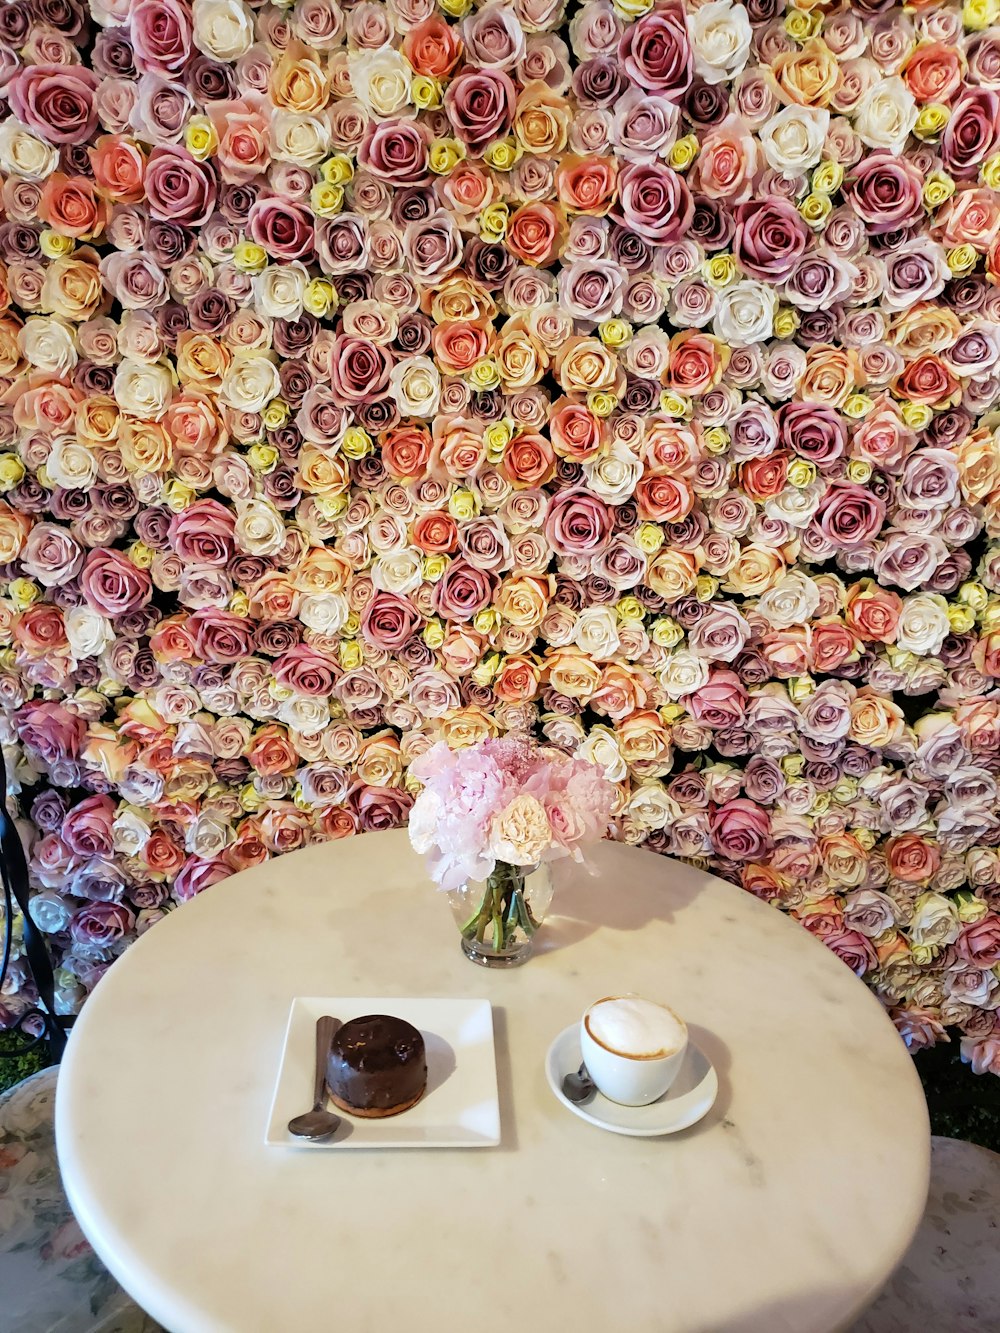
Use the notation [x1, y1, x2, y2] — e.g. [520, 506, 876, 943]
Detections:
[581, 996, 688, 1106]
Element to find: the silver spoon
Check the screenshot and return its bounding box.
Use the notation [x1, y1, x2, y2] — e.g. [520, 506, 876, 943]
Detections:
[562, 1061, 597, 1104]
[288, 1015, 343, 1140]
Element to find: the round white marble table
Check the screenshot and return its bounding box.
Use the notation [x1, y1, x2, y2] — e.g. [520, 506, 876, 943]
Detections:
[56, 830, 929, 1333]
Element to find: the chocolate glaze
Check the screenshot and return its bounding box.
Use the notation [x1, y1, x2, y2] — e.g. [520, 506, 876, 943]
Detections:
[326, 1014, 427, 1115]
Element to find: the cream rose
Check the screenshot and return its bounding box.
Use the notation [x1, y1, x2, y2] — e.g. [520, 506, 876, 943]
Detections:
[389, 356, 441, 418]
[372, 548, 424, 595]
[192, 0, 255, 61]
[280, 696, 331, 734]
[349, 47, 413, 117]
[272, 112, 331, 168]
[65, 605, 114, 658]
[659, 649, 709, 700]
[578, 726, 628, 782]
[688, 0, 752, 86]
[219, 353, 281, 414]
[909, 892, 961, 950]
[582, 440, 642, 503]
[895, 593, 950, 657]
[853, 76, 917, 155]
[19, 317, 77, 376]
[299, 592, 349, 635]
[626, 783, 682, 831]
[573, 605, 621, 661]
[713, 280, 776, 347]
[112, 808, 152, 857]
[114, 359, 173, 419]
[253, 263, 308, 321]
[759, 106, 829, 177]
[46, 437, 98, 490]
[0, 120, 59, 180]
[756, 571, 821, 629]
[234, 499, 286, 555]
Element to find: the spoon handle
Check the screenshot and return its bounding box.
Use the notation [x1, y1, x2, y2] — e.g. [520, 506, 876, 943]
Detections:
[313, 1015, 339, 1107]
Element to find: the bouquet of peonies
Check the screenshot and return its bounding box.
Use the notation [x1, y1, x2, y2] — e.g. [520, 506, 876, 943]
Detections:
[408, 736, 614, 892]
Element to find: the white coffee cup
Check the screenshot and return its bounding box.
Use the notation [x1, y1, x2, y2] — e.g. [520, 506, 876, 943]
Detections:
[580, 995, 688, 1107]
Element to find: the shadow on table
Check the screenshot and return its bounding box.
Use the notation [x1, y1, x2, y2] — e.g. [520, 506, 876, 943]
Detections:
[687, 1284, 880, 1332]
[536, 853, 708, 957]
[684, 1022, 732, 1127]
[491, 1006, 517, 1152]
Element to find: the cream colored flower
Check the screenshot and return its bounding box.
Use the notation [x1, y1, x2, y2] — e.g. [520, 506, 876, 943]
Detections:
[389, 356, 441, 418]
[573, 605, 621, 661]
[272, 112, 331, 168]
[490, 794, 552, 865]
[688, 0, 752, 86]
[756, 571, 821, 629]
[253, 263, 308, 321]
[192, 0, 254, 61]
[713, 280, 776, 347]
[578, 727, 628, 782]
[219, 353, 281, 413]
[299, 592, 349, 635]
[853, 76, 917, 156]
[46, 437, 98, 490]
[372, 548, 424, 595]
[19, 317, 77, 375]
[0, 120, 58, 179]
[65, 605, 114, 659]
[114, 359, 172, 419]
[759, 106, 829, 177]
[895, 593, 950, 657]
[659, 649, 709, 700]
[234, 499, 286, 555]
[348, 47, 412, 117]
[582, 440, 642, 503]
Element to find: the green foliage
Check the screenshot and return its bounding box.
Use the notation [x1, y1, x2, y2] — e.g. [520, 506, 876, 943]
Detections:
[915, 1042, 1000, 1153]
[0, 1029, 47, 1095]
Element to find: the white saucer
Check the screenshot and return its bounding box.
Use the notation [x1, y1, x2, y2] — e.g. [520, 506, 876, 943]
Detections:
[545, 1024, 718, 1137]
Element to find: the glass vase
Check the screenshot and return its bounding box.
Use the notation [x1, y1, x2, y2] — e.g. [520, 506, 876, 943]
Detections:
[446, 861, 554, 967]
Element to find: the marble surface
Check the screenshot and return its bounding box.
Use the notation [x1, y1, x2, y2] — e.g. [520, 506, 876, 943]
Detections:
[55, 831, 930, 1333]
[852, 1136, 1000, 1333]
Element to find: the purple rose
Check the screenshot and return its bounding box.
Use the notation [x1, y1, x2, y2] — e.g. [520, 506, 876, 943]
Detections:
[8, 64, 99, 144]
[734, 199, 810, 281]
[145, 145, 217, 225]
[815, 482, 887, 549]
[444, 68, 516, 154]
[613, 161, 694, 244]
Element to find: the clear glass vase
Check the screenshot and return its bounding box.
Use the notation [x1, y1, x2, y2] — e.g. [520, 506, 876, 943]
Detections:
[446, 861, 554, 967]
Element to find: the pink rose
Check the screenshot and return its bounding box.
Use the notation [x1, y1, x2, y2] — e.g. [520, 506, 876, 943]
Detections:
[189, 609, 254, 665]
[816, 926, 879, 977]
[273, 644, 339, 697]
[734, 199, 810, 281]
[62, 794, 115, 858]
[328, 335, 392, 406]
[815, 482, 887, 549]
[168, 500, 236, 566]
[958, 917, 1000, 967]
[710, 798, 772, 861]
[942, 88, 1000, 178]
[444, 68, 516, 154]
[130, 0, 193, 77]
[144, 146, 217, 226]
[248, 198, 315, 261]
[362, 591, 423, 650]
[843, 152, 924, 234]
[80, 550, 153, 617]
[174, 857, 231, 903]
[544, 488, 613, 556]
[70, 902, 136, 949]
[17, 700, 86, 764]
[358, 118, 432, 185]
[8, 64, 99, 144]
[350, 784, 414, 833]
[688, 670, 747, 729]
[613, 161, 693, 244]
[434, 560, 499, 622]
[618, 5, 692, 99]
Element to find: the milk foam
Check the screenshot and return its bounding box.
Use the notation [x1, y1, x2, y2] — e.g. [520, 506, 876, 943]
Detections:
[586, 997, 686, 1059]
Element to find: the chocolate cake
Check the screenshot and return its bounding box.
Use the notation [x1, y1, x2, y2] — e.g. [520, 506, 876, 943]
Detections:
[326, 1014, 427, 1118]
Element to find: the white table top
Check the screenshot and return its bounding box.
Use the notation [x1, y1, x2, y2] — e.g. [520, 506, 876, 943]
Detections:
[56, 830, 929, 1333]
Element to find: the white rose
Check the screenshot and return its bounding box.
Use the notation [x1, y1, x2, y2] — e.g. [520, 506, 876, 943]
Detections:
[688, 0, 752, 85]
[187, 814, 232, 858]
[756, 570, 821, 628]
[299, 592, 349, 635]
[234, 499, 286, 555]
[626, 783, 682, 831]
[271, 112, 331, 168]
[112, 808, 152, 857]
[389, 356, 440, 418]
[253, 263, 308, 321]
[573, 605, 621, 661]
[372, 547, 423, 595]
[578, 727, 627, 782]
[764, 480, 825, 529]
[759, 105, 830, 177]
[219, 352, 280, 413]
[713, 280, 776, 347]
[909, 892, 961, 948]
[896, 592, 950, 656]
[348, 47, 413, 117]
[582, 439, 642, 502]
[65, 605, 114, 658]
[114, 358, 172, 419]
[192, 0, 254, 60]
[853, 76, 917, 155]
[0, 120, 59, 179]
[29, 890, 75, 933]
[46, 437, 98, 490]
[19, 317, 78, 375]
[659, 649, 709, 700]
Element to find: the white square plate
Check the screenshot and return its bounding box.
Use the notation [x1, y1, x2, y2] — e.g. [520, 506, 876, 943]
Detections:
[265, 997, 500, 1149]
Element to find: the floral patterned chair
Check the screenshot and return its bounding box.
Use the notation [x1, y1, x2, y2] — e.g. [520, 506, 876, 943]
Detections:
[852, 1136, 1000, 1333]
[1, 762, 160, 1332]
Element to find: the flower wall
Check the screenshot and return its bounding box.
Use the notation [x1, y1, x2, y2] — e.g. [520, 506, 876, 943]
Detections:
[1, 0, 1000, 1068]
